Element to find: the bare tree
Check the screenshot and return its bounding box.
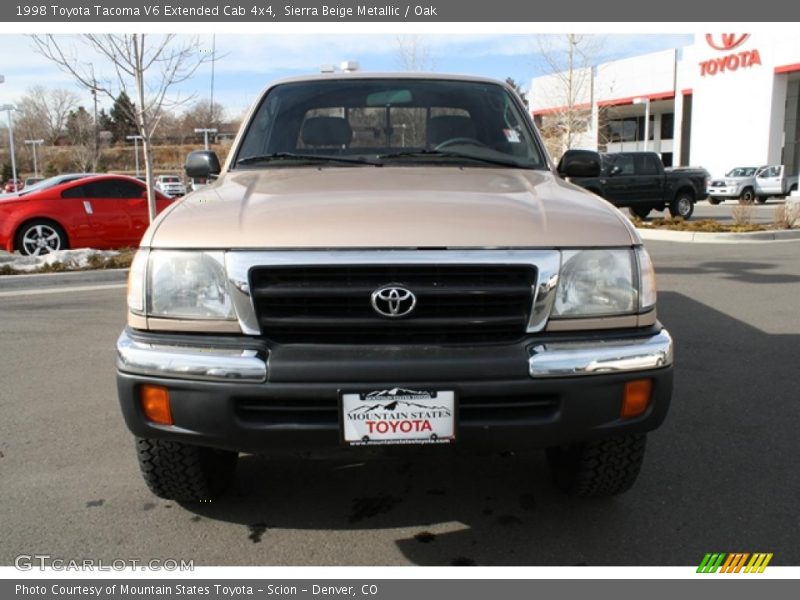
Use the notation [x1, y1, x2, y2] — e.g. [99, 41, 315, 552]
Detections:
[15, 86, 80, 145]
[181, 99, 226, 140]
[31, 34, 213, 222]
[534, 34, 605, 157]
[65, 106, 95, 171]
[395, 35, 437, 72]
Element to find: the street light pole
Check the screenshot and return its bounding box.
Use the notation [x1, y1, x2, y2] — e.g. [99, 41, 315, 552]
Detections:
[126, 134, 143, 176]
[633, 97, 651, 152]
[194, 128, 217, 151]
[1, 104, 18, 190]
[24, 139, 44, 178]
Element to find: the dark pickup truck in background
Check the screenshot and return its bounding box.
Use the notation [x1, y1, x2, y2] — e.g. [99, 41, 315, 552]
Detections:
[558, 150, 709, 220]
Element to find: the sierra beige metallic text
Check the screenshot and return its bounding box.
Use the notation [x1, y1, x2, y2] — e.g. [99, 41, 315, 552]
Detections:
[116, 73, 673, 501]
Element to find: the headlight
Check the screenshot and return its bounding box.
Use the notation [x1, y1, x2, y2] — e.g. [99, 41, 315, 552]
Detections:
[552, 249, 638, 318]
[146, 250, 235, 320]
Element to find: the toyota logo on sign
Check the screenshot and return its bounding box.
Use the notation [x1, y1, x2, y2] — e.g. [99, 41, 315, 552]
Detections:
[371, 285, 416, 318]
[705, 34, 750, 51]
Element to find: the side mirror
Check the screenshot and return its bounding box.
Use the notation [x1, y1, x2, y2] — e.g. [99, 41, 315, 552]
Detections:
[557, 149, 601, 178]
[185, 150, 221, 180]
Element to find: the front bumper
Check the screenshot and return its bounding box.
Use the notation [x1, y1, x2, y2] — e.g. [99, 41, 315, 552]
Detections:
[116, 327, 673, 452]
[707, 186, 739, 198]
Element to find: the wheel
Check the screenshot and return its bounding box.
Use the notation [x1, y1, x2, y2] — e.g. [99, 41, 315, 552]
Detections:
[136, 437, 238, 502]
[708, 197, 722, 205]
[629, 206, 651, 219]
[15, 220, 68, 256]
[669, 192, 694, 219]
[434, 137, 487, 151]
[738, 187, 755, 205]
[756, 196, 768, 204]
[546, 434, 647, 498]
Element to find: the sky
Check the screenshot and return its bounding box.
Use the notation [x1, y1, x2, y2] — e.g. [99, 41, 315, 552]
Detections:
[0, 33, 694, 120]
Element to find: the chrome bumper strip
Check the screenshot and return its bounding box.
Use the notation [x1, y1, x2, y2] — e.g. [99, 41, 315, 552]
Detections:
[116, 330, 267, 383]
[528, 329, 673, 378]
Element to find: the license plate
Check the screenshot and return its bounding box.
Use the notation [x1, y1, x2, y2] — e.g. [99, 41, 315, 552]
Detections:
[340, 388, 455, 446]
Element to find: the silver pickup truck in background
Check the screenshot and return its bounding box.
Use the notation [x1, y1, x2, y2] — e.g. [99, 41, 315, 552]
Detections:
[708, 165, 798, 204]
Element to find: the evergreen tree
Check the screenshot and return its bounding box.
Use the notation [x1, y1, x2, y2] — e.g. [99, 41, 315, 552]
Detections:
[97, 108, 113, 134]
[66, 106, 94, 146]
[109, 91, 137, 143]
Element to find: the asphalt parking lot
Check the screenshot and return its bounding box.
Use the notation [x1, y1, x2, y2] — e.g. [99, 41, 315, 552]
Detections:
[1, 238, 799, 567]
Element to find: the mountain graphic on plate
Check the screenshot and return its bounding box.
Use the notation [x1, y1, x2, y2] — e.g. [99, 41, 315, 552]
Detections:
[349, 398, 451, 414]
[366, 388, 430, 398]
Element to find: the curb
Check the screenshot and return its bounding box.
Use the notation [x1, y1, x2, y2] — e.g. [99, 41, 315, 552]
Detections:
[0, 268, 129, 291]
[637, 227, 800, 243]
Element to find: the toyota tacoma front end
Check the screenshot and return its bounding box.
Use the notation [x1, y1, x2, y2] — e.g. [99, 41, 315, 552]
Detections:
[116, 73, 673, 501]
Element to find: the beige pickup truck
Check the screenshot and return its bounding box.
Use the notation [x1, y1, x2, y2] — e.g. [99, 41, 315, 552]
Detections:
[116, 73, 673, 501]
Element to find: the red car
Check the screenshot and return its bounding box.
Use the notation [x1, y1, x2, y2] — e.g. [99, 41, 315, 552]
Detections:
[0, 175, 175, 256]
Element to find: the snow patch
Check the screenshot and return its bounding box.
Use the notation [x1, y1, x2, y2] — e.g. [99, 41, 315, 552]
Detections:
[0, 248, 120, 272]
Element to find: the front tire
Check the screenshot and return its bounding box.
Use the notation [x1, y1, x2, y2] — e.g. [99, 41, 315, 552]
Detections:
[669, 192, 694, 219]
[629, 206, 651, 219]
[546, 434, 647, 498]
[15, 220, 68, 256]
[136, 438, 238, 502]
[738, 187, 755, 205]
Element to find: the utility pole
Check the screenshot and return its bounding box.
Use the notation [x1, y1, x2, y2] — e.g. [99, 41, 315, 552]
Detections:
[24, 139, 44, 178]
[126, 134, 143, 176]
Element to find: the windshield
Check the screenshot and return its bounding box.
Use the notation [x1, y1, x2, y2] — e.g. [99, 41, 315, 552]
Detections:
[161, 176, 180, 183]
[234, 78, 545, 170]
[725, 167, 757, 177]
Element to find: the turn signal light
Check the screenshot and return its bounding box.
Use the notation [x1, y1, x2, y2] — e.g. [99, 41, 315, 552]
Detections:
[140, 385, 173, 425]
[622, 379, 652, 418]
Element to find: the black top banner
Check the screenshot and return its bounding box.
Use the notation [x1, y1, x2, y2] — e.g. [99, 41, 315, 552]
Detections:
[1, 0, 788, 22]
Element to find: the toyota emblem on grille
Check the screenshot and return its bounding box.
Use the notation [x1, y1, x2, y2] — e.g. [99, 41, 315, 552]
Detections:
[371, 285, 416, 318]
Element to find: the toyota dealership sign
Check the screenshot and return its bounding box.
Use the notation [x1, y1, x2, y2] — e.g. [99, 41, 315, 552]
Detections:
[700, 33, 762, 77]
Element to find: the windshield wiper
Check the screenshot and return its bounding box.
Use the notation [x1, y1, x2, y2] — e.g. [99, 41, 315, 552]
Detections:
[378, 149, 524, 168]
[237, 152, 380, 166]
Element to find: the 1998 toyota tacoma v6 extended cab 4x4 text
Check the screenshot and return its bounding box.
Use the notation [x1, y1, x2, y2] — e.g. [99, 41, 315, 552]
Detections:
[116, 72, 673, 501]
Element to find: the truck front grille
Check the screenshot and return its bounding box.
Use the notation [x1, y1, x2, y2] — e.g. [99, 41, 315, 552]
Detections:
[249, 265, 536, 344]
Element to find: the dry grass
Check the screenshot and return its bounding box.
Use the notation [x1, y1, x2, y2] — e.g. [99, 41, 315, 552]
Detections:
[629, 215, 766, 233]
[773, 202, 800, 229]
[731, 202, 754, 227]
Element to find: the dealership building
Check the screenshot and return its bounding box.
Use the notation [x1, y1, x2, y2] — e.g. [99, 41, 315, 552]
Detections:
[530, 33, 800, 178]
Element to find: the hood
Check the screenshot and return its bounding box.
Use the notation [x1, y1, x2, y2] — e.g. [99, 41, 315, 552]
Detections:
[145, 167, 637, 249]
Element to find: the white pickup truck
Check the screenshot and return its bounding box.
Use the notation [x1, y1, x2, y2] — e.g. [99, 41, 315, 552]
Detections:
[753, 165, 798, 202]
[708, 165, 798, 204]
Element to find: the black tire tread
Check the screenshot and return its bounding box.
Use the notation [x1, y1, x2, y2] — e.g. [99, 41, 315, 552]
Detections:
[669, 191, 694, 219]
[136, 437, 237, 502]
[547, 434, 647, 498]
